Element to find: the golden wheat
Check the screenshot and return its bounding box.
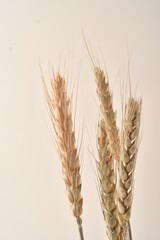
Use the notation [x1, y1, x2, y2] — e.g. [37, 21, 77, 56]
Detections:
[117, 97, 142, 236]
[94, 67, 120, 164]
[93, 66, 122, 239]
[40, 66, 84, 239]
[97, 118, 121, 240]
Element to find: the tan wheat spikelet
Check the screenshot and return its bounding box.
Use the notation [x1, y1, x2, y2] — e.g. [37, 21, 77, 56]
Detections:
[39, 65, 84, 239]
[117, 97, 142, 232]
[97, 119, 121, 240]
[95, 67, 120, 164]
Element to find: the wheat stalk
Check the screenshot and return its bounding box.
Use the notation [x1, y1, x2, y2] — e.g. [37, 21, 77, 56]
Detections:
[82, 34, 142, 239]
[117, 97, 142, 238]
[97, 118, 121, 240]
[39, 65, 84, 240]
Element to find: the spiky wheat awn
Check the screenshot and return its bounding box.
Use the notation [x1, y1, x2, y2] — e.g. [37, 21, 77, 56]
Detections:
[39, 65, 84, 240]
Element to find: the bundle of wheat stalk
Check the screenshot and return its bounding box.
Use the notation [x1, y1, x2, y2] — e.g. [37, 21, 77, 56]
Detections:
[39, 36, 142, 240]
[39, 64, 84, 240]
[94, 64, 142, 240]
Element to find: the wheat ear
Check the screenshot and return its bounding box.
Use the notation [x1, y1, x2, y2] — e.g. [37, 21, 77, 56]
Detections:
[94, 66, 121, 238]
[117, 97, 142, 237]
[97, 118, 121, 240]
[95, 67, 120, 164]
[40, 67, 84, 240]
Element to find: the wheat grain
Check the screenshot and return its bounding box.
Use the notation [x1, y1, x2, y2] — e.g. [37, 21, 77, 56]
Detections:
[40, 66, 83, 239]
[117, 97, 142, 232]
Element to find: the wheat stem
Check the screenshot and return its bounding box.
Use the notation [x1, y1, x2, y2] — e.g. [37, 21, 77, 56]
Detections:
[128, 221, 132, 240]
[77, 218, 84, 240]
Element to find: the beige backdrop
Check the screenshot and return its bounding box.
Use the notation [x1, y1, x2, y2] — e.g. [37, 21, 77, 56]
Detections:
[0, 0, 160, 239]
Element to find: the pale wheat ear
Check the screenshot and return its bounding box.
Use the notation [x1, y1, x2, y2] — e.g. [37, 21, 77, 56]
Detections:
[118, 95, 142, 239]
[82, 34, 120, 163]
[118, 58, 142, 240]
[40, 63, 84, 240]
[83, 35, 122, 238]
[94, 67, 120, 164]
[96, 118, 121, 240]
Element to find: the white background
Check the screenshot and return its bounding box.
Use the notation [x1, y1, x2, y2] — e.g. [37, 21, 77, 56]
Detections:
[0, 0, 160, 239]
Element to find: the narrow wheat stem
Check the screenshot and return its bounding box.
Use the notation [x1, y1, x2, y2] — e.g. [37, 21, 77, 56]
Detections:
[128, 221, 132, 240]
[40, 67, 84, 239]
[77, 218, 84, 240]
[117, 97, 142, 234]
